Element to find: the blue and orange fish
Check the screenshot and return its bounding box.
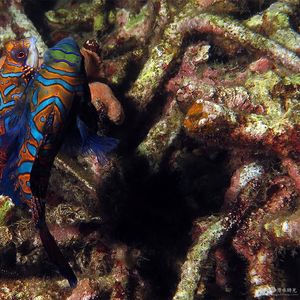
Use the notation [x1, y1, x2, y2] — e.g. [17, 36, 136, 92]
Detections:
[0, 37, 118, 287]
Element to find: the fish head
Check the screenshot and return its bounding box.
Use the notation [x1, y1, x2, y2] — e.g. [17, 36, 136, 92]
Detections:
[4, 37, 38, 69]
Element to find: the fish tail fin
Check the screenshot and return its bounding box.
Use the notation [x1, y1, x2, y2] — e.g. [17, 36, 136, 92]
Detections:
[32, 197, 77, 287]
[76, 117, 119, 164]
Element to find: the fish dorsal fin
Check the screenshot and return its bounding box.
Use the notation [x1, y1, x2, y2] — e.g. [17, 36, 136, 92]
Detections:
[0, 56, 6, 69]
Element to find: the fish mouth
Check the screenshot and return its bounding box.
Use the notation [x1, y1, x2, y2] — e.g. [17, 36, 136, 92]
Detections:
[26, 37, 39, 68]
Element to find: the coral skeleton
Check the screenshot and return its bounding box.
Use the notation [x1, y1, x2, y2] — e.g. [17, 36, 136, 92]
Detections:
[0, 0, 299, 299]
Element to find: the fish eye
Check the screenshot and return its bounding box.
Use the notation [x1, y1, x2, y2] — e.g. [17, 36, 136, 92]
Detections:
[17, 51, 25, 59]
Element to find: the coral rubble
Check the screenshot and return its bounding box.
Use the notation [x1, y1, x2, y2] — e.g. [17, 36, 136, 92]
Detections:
[128, 0, 300, 109]
[0, 0, 46, 54]
[0, 0, 299, 299]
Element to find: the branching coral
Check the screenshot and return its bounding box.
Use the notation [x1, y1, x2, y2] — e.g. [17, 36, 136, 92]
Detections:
[128, 0, 300, 109]
[183, 64, 300, 157]
[232, 175, 298, 298]
[46, 0, 108, 35]
[244, 0, 300, 54]
[168, 37, 300, 300]
[0, 0, 299, 299]
[173, 161, 267, 299]
[134, 1, 300, 298]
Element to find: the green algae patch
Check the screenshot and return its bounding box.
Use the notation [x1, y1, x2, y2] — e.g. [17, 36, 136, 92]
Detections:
[245, 70, 281, 117]
[282, 74, 300, 86]
[0, 195, 14, 226]
[93, 14, 105, 32]
[125, 6, 149, 31]
[244, 2, 300, 53]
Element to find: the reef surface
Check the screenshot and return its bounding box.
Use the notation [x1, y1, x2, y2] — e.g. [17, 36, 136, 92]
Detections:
[0, 0, 299, 299]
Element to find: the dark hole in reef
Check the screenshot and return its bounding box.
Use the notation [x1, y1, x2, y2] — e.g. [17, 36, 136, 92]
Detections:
[182, 32, 249, 65]
[199, 243, 248, 300]
[99, 145, 230, 299]
[0, 12, 10, 28]
[23, 0, 56, 45]
[110, 55, 183, 154]
[113, 34, 188, 153]
[278, 249, 300, 292]
[0, 245, 16, 272]
[289, 9, 300, 35]
[237, 0, 278, 20]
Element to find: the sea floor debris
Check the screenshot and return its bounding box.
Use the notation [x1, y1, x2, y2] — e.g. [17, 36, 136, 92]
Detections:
[0, 0, 299, 299]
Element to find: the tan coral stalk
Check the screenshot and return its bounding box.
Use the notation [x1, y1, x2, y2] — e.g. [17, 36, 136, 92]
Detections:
[128, 2, 300, 109]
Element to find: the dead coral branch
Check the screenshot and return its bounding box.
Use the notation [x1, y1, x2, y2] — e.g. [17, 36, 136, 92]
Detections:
[128, 2, 300, 109]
